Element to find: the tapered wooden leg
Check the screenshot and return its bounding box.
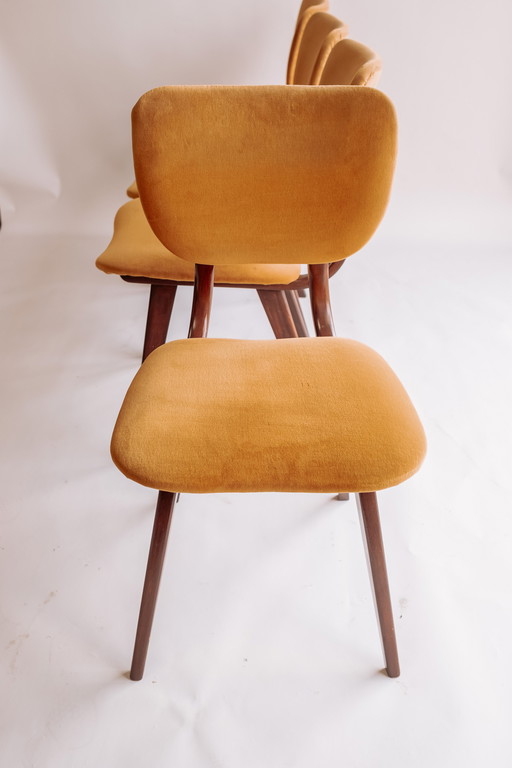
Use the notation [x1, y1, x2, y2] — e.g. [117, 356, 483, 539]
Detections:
[357, 492, 400, 678]
[142, 285, 177, 362]
[285, 290, 309, 337]
[257, 289, 299, 339]
[130, 491, 177, 681]
[335, 493, 349, 501]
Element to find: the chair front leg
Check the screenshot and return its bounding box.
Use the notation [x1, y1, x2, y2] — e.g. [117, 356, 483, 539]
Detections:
[357, 492, 400, 678]
[130, 491, 177, 681]
[257, 289, 299, 338]
[142, 285, 177, 362]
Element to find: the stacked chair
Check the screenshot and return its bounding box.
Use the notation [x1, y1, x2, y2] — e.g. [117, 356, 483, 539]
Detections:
[99, 4, 426, 682]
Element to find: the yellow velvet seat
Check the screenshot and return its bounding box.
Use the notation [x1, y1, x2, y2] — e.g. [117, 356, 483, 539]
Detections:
[96, 199, 301, 285]
[112, 337, 426, 495]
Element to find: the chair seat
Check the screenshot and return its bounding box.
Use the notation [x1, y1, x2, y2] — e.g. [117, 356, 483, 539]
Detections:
[111, 337, 426, 494]
[96, 200, 302, 285]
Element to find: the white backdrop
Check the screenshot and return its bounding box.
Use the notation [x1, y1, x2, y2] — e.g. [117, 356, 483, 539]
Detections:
[1, 0, 512, 243]
[2, 2, 512, 767]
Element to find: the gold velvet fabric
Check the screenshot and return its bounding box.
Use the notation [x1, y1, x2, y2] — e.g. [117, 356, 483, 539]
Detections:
[96, 199, 302, 284]
[111, 337, 426, 494]
[132, 86, 397, 267]
[287, 1, 330, 84]
[294, 12, 349, 86]
[126, 181, 138, 198]
[319, 38, 382, 87]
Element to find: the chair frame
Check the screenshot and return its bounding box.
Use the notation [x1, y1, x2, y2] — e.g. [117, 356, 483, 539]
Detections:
[122, 260, 347, 360]
[128, 263, 400, 681]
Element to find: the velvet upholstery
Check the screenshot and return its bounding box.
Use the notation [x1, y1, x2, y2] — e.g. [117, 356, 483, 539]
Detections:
[111, 338, 426, 494]
[293, 12, 349, 86]
[126, 181, 138, 199]
[132, 86, 397, 267]
[287, 1, 330, 84]
[96, 199, 301, 284]
[319, 38, 382, 87]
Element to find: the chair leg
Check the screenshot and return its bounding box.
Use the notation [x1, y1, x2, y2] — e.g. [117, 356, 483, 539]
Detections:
[285, 290, 309, 337]
[297, 288, 307, 298]
[335, 493, 349, 501]
[357, 492, 400, 678]
[130, 491, 177, 681]
[257, 289, 299, 338]
[142, 285, 177, 362]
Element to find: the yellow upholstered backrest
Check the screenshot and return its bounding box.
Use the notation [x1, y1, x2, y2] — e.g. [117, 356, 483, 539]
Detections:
[287, 1, 330, 84]
[132, 86, 397, 266]
[319, 38, 382, 87]
[293, 12, 349, 85]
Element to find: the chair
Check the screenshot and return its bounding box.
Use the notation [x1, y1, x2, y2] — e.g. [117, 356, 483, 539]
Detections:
[290, 11, 349, 85]
[109, 85, 427, 681]
[318, 37, 382, 86]
[286, 0, 330, 84]
[96, 34, 380, 359]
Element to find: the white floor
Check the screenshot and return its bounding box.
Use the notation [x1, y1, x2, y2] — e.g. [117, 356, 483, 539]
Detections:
[1, 231, 511, 766]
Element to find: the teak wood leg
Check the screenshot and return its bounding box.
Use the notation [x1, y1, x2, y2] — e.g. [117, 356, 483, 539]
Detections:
[285, 290, 309, 337]
[357, 492, 400, 678]
[142, 284, 177, 362]
[130, 491, 177, 681]
[257, 289, 299, 339]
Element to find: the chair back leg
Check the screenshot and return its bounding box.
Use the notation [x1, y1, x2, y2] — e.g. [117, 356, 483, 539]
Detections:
[285, 290, 309, 336]
[257, 289, 299, 338]
[142, 285, 177, 361]
[357, 492, 400, 677]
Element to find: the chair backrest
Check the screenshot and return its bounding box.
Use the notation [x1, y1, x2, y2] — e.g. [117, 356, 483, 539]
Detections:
[318, 38, 382, 86]
[292, 12, 349, 85]
[287, 1, 330, 84]
[132, 86, 397, 267]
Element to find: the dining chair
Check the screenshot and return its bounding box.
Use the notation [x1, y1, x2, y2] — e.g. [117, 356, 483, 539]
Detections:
[287, 0, 330, 84]
[96, 34, 380, 360]
[109, 85, 427, 681]
[318, 37, 382, 86]
[290, 11, 349, 85]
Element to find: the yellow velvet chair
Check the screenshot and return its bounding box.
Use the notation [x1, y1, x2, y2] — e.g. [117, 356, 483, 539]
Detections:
[109, 85, 426, 681]
[96, 33, 380, 360]
[289, 11, 349, 85]
[287, 0, 330, 83]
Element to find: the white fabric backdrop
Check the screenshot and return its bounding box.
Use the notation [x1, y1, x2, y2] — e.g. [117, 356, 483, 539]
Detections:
[1, 2, 512, 766]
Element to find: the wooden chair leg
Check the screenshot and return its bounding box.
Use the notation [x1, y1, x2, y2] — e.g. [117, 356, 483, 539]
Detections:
[285, 290, 309, 337]
[335, 492, 349, 501]
[357, 492, 400, 678]
[142, 285, 177, 362]
[297, 288, 307, 298]
[130, 491, 177, 681]
[257, 289, 299, 339]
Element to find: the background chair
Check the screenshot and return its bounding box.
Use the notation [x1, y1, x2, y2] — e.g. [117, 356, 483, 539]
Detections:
[318, 37, 382, 86]
[96, 35, 381, 360]
[291, 11, 349, 85]
[287, 0, 330, 84]
[109, 85, 426, 681]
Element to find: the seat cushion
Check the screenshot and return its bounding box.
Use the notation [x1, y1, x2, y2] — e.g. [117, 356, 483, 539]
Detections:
[111, 337, 426, 494]
[96, 200, 302, 285]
